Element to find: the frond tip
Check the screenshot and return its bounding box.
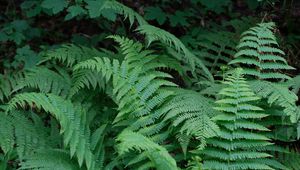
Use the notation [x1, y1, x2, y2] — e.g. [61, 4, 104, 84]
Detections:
[230, 22, 294, 80]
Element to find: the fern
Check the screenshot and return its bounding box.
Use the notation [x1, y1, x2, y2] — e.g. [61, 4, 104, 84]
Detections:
[14, 67, 71, 97]
[69, 69, 108, 98]
[0, 112, 14, 154]
[7, 93, 97, 170]
[201, 69, 284, 170]
[45, 44, 107, 67]
[75, 36, 176, 132]
[249, 80, 299, 123]
[163, 89, 219, 150]
[230, 22, 294, 80]
[0, 72, 24, 102]
[73, 36, 180, 168]
[0, 110, 53, 162]
[116, 130, 177, 170]
[287, 74, 300, 94]
[19, 149, 81, 170]
[2, 0, 300, 169]
[102, 0, 148, 26]
[275, 147, 300, 170]
[72, 55, 116, 98]
[137, 25, 213, 81]
[196, 31, 236, 74]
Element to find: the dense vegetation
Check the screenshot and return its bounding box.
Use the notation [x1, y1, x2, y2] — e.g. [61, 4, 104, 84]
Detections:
[1, 0, 300, 169]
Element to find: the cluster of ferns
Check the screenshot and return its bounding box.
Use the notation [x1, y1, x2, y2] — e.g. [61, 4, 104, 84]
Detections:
[1, 1, 300, 170]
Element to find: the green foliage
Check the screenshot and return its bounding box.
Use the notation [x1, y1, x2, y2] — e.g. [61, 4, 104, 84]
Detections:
[196, 31, 237, 74]
[137, 24, 213, 81]
[275, 147, 300, 170]
[45, 44, 108, 67]
[1, 0, 300, 169]
[0, 72, 24, 102]
[288, 74, 300, 94]
[116, 130, 177, 170]
[41, 0, 69, 14]
[144, 7, 167, 25]
[13, 45, 41, 69]
[201, 69, 284, 170]
[15, 67, 71, 97]
[20, 149, 81, 170]
[196, 0, 232, 14]
[249, 80, 299, 122]
[7, 93, 98, 169]
[230, 22, 294, 80]
[163, 89, 219, 150]
[0, 20, 31, 45]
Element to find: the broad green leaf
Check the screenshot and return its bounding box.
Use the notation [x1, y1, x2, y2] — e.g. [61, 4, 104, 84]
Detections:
[86, 0, 106, 18]
[198, 0, 231, 14]
[169, 11, 189, 27]
[65, 5, 86, 20]
[13, 45, 41, 69]
[41, 0, 68, 14]
[144, 7, 167, 25]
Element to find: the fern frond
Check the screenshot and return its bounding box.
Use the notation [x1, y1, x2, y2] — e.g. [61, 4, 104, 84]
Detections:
[19, 149, 81, 170]
[7, 93, 97, 170]
[203, 160, 273, 170]
[73, 57, 115, 82]
[163, 89, 219, 149]
[71, 56, 116, 98]
[69, 69, 107, 98]
[275, 147, 300, 170]
[45, 44, 106, 67]
[116, 130, 177, 170]
[75, 36, 176, 133]
[230, 22, 294, 80]
[196, 31, 236, 73]
[287, 74, 300, 94]
[102, 0, 148, 26]
[249, 80, 299, 123]
[15, 67, 71, 97]
[136, 25, 213, 81]
[201, 68, 283, 169]
[0, 112, 14, 154]
[73, 36, 181, 168]
[0, 110, 49, 159]
[0, 72, 24, 102]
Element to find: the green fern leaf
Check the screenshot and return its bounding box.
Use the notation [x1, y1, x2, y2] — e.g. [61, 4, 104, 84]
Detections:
[7, 93, 97, 170]
[230, 22, 295, 80]
[201, 69, 284, 169]
[117, 130, 177, 170]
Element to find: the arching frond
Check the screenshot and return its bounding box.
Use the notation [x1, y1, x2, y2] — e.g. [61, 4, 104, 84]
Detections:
[116, 130, 177, 170]
[249, 80, 299, 123]
[137, 25, 213, 81]
[15, 67, 71, 97]
[7, 93, 97, 170]
[72, 56, 116, 98]
[45, 44, 107, 67]
[102, 0, 148, 26]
